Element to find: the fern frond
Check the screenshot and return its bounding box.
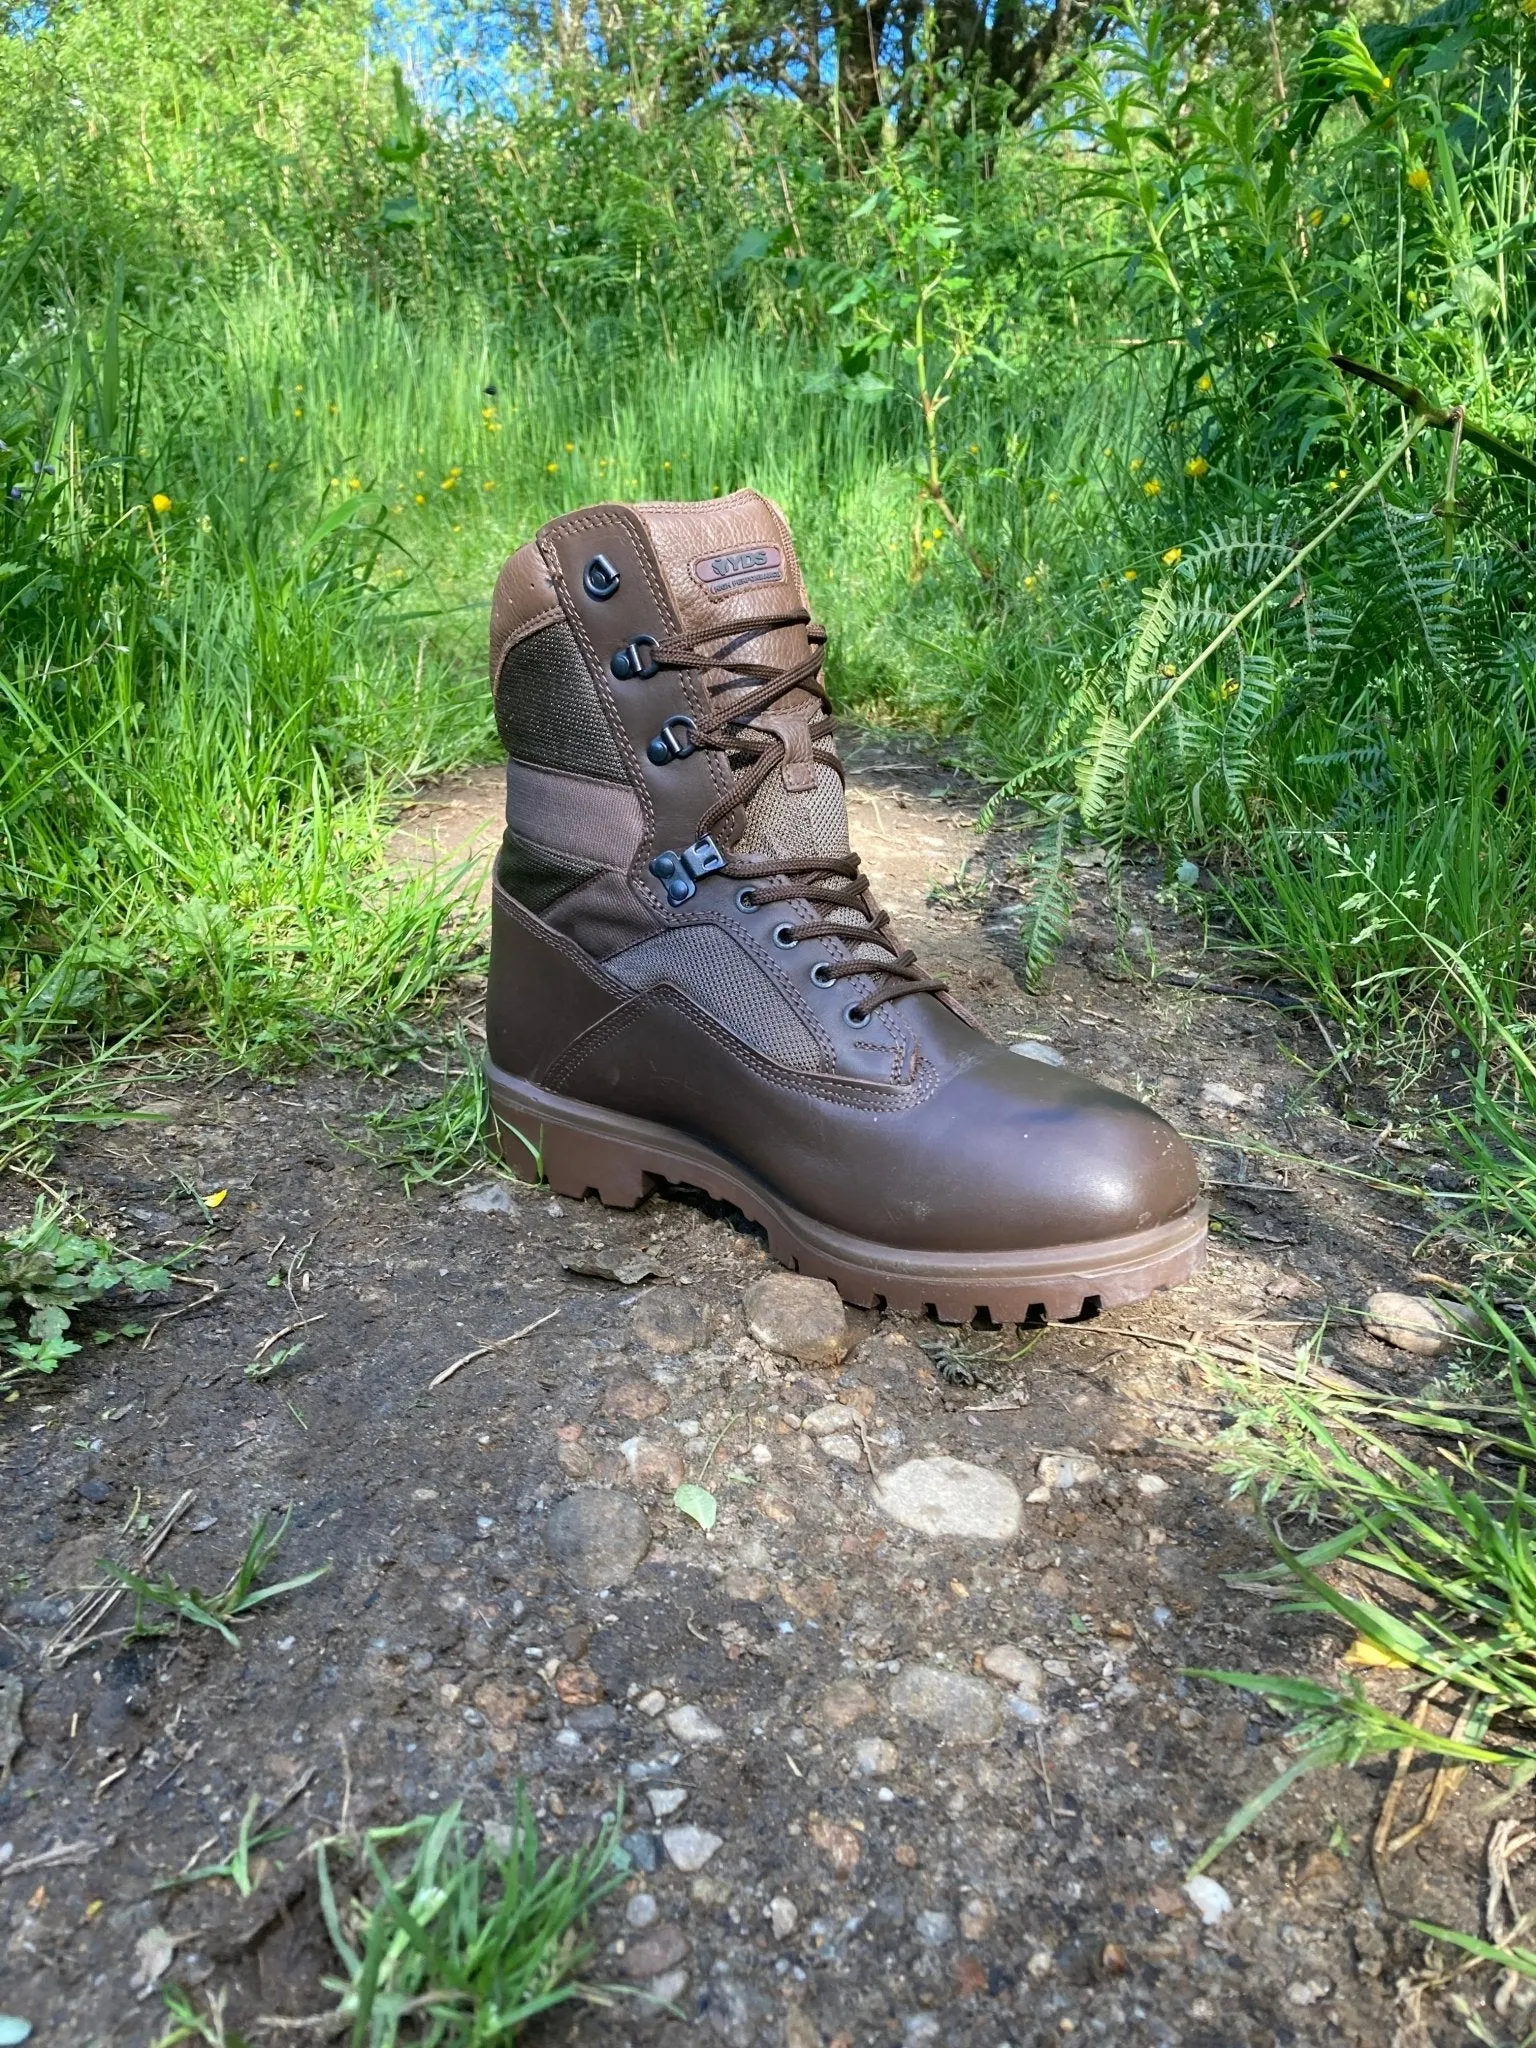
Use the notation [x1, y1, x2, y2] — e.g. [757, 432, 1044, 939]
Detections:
[1019, 810, 1075, 992]
[1075, 700, 1131, 840]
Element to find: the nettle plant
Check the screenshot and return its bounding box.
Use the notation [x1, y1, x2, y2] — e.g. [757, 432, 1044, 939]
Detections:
[0, 1199, 171, 1379]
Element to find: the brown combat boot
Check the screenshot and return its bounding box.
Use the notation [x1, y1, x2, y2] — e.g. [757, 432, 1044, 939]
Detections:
[484, 492, 1206, 1321]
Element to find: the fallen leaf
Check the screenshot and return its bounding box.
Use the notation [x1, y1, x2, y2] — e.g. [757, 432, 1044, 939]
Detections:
[562, 1256, 664, 1286]
[673, 1484, 717, 1532]
[1342, 1635, 1412, 1670]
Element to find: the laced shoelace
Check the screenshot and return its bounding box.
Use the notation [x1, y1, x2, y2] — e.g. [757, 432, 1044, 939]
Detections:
[646, 610, 947, 1019]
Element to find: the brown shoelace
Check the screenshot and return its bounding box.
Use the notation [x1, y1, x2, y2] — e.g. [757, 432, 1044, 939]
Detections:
[647, 611, 947, 1019]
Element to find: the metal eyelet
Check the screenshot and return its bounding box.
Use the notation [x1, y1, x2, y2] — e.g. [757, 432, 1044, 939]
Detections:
[646, 714, 696, 765]
[810, 962, 836, 988]
[844, 1003, 869, 1027]
[772, 924, 799, 949]
[582, 554, 620, 600]
[611, 635, 659, 681]
[735, 886, 760, 912]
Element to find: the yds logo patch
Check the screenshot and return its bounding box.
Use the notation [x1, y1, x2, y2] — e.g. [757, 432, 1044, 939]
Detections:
[690, 544, 784, 597]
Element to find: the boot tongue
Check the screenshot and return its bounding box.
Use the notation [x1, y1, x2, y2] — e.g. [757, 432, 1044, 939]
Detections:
[628, 492, 848, 865]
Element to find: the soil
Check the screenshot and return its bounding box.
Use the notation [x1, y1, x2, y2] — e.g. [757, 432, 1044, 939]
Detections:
[1, 734, 1495, 2047]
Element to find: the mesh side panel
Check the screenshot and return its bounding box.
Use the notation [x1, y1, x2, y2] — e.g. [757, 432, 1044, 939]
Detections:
[496, 827, 602, 915]
[606, 925, 828, 1071]
[496, 620, 629, 783]
[735, 763, 850, 862]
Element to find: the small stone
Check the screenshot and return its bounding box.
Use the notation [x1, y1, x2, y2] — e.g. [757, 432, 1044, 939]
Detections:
[894, 1843, 919, 1869]
[959, 1896, 995, 1942]
[545, 1489, 651, 1590]
[1136, 1472, 1169, 1496]
[1184, 1875, 1232, 1926]
[1010, 1039, 1066, 1066]
[853, 1736, 899, 1776]
[1200, 1081, 1249, 1110]
[784, 2008, 820, 2048]
[1036, 1450, 1102, 1490]
[915, 1910, 955, 1945]
[1266, 1272, 1312, 1300]
[1364, 1291, 1480, 1359]
[903, 2018, 941, 2043]
[626, 1892, 659, 1929]
[743, 1273, 849, 1368]
[620, 1435, 686, 1492]
[646, 1967, 688, 2007]
[818, 1432, 864, 1467]
[556, 1441, 593, 1479]
[665, 1703, 725, 1746]
[890, 1665, 1001, 1744]
[768, 1894, 799, 1940]
[980, 1644, 1042, 1697]
[690, 1873, 731, 1908]
[807, 1814, 861, 1877]
[606, 1377, 670, 1421]
[817, 1679, 876, 1730]
[802, 1403, 860, 1437]
[873, 1457, 1021, 1541]
[554, 1662, 603, 1707]
[648, 1787, 688, 1819]
[456, 1179, 517, 1213]
[621, 1830, 661, 1873]
[723, 1567, 770, 1603]
[622, 1921, 689, 1981]
[630, 1289, 710, 1354]
[662, 1824, 722, 1872]
[636, 1688, 667, 1717]
[1286, 1980, 1331, 2007]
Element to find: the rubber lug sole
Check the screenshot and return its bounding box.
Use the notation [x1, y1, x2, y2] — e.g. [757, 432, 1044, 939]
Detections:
[487, 1060, 1207, 1324]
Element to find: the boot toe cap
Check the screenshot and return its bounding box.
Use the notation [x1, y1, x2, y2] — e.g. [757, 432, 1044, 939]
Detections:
[900, 1052, 1201, 1252]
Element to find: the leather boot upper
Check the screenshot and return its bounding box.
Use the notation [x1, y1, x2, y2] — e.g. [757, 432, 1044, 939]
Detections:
[486, 491, 1202, 1252]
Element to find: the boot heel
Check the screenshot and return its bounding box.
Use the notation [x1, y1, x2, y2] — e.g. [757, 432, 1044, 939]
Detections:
[490, 1102, 654, 1208]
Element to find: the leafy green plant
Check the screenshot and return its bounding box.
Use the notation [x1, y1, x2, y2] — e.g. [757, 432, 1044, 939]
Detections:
[0, 1199, 171, 1379]
[107, 1509, 328, 1647]
[313, 1797, 628, 2044]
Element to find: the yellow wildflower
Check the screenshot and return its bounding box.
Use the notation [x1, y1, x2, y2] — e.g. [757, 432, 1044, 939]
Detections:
[968, 443, 979, 454]
[1143, 478, 1162, 496]
[483, 479, 496, 490]
[1130, 457, 1143, 472]
[267, 460, 279, 472]
[293, 407, 303, 418]
[1046, 490, 1061, 505]
[416, 470, 426, 480]
[1308, 208, 1323, 227]
[1023, 574, 1037, 590]
[150, 491, 172, 513]
[1407, 165, 1431, 194]
[546, 461, 558, 474]
[563, 441, 574, 453]
[440, 476, 457, 490]
[662, 460, 672, 471]
[1123, 568, 1138, 581]
[1196, 373, 1213, 394]
[347, 478, 361, 491]
[414, 492, 426, 505]
[1186, 456, 1210, 480]
[1161, 547, 1183, 567]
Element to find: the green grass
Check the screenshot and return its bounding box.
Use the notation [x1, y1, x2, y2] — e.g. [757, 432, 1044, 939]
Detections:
[108, 1507, 329, 1647]
[313, 1798, 627, 2045]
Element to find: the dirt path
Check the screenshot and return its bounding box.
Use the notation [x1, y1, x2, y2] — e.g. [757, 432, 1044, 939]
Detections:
[3, 738, 1481, 2045]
